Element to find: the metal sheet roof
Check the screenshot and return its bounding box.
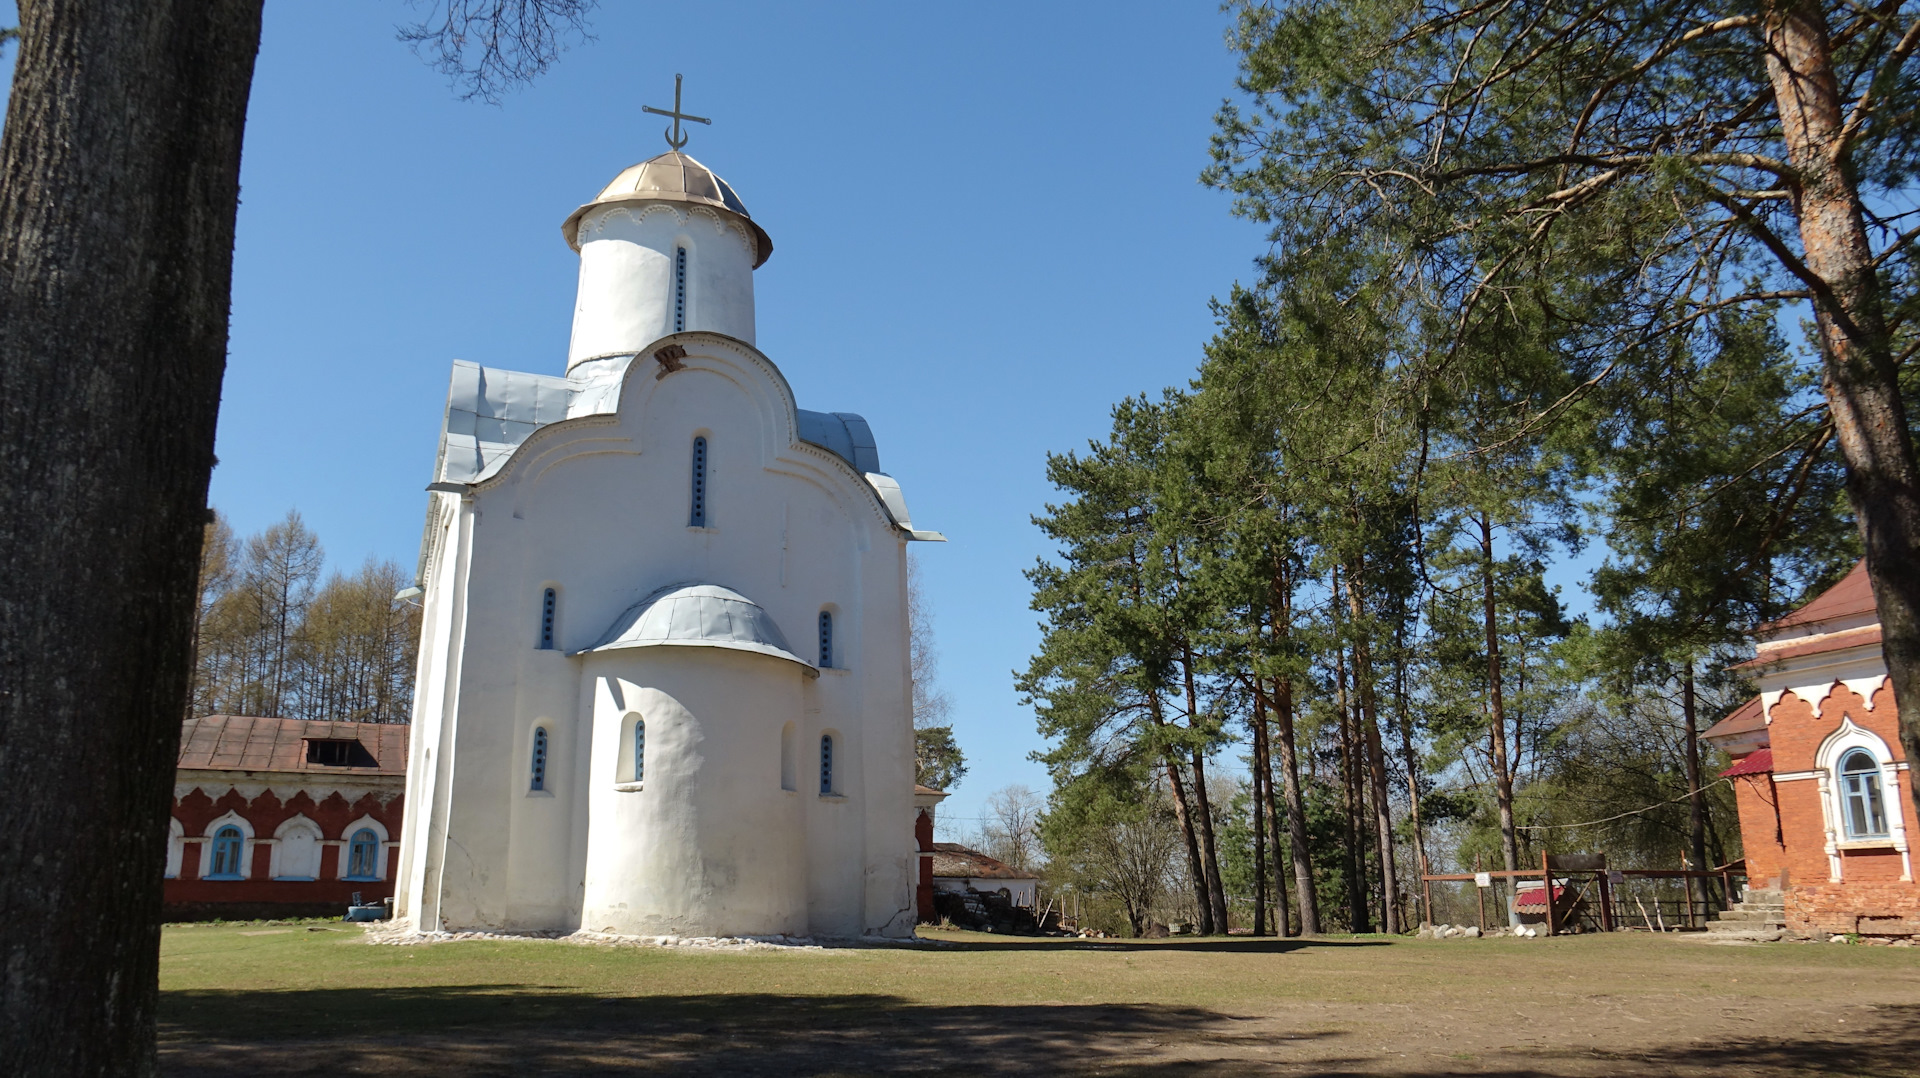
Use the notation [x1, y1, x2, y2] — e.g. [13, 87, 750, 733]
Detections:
[1721, 747, 1774, 778]
[575, 582, 814, 674]
[177, 715, 408, 776]
[1759, 560, 1876, 632]
[930, 843, 1036, 881]
[796, 410, 881, 474]
[434, 360, 891, 489]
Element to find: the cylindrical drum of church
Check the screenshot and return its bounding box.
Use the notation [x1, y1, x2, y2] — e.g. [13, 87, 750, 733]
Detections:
[578, 647, 808, 937]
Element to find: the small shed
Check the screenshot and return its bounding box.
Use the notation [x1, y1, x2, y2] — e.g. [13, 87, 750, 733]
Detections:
[930, 843, 1038, 909]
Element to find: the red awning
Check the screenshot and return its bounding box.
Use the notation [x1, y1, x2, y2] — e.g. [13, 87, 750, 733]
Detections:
[1720, 747, 1773, 778]
[1513, 884, 1570, 913]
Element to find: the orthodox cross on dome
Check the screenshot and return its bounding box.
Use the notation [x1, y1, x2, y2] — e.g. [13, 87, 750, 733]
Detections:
[642, 73, 712, 151]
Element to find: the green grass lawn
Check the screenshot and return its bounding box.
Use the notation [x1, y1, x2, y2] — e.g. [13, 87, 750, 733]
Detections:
[159, 923, 1920, 1076]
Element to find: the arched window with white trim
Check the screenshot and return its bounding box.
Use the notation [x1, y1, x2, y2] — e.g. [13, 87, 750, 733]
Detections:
[539, 587, 557, 649]
[818, 610, 833, 669]
[690, 436, 708, 527]
[819, 734, 835, 795]
[1840, 749, 1890, 838]
[530, 727, 550, 792]
[208, 826, 245, 879]
[345, 829, 382, 881]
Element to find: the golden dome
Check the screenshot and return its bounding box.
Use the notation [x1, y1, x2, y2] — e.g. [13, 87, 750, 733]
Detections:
[561, 151, 773, 267]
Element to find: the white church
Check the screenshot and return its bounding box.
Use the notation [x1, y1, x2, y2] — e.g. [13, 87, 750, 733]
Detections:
[393, 110, 943, 939]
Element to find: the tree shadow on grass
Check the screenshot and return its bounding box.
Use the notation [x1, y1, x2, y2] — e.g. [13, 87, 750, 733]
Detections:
[159, 989, 1920, 1077]
[906, 935, 1393, 954]
[159, 987, 1313, 1077]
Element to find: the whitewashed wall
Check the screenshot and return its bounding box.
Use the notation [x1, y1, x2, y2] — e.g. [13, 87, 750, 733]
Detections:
[398, 333, 917, 939]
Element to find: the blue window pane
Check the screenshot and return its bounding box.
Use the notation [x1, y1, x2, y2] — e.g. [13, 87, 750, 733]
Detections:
[531, 728, 548, 791]
[674, 247, 687, 333]
[634, 720, 646, 784]
[818, 610, 833, 669]
[820, 735, 833, 795]
[210, 825, 244, 878]
[690, 437, 707, 527]
[1840, 751, 1888, 837]
[540, 588, 556, 650]
[347, 829, 380, 880]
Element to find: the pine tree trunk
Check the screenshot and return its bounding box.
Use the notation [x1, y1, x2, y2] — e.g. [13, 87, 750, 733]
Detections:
[1149, 693, 1212, 933]
[1347, 569, 1399, 934]
[1334, 638, 1372, 933]
[1393, 639, 1430, 926]
[1272, 673, 1319, 935]
[1479, 514, 1521, 880]
[1762, 1, 1920, 827]
[1189, 749, 1230, 934]
[0, 2, 262, 1072]
[1269, 565, 1319, 935]
[1254, 679, 1290, 935]
[1183, 646, 1230, 934]
[1250, 693, 1270, 936]
[1682, 663, 1713, 906]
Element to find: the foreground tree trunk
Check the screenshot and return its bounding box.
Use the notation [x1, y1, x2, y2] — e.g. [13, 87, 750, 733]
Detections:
[0, 2, 262, 1072]
[1762, 2, 1920, 826]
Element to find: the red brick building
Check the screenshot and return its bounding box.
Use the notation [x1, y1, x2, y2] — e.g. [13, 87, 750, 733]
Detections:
[1705, 563, 1918, 938]
[913, 784, 948, 923]
[165, 715, 407, 921]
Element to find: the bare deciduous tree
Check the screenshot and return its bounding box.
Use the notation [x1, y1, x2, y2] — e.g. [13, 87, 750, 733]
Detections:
[400, 0, 597, 103]
[977, 785, 1045, 873]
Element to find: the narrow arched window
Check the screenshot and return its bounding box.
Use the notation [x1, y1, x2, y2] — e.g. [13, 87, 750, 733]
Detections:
[689, 436, 708, 527]
[673, 246, 688, 332]
[530, 727, 549, 792]
[209, 825, 244, 878]
[540, 588, 557, 650]
[819, 734, 834, 795]
[346, 829, 380, 880]
[818, 610, 833, 668]
[633, 719, 647, 784]
[1840, 750, 1889, 838]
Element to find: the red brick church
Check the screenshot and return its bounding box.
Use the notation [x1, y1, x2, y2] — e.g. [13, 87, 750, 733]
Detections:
[165, 715, 407, 920]
[1705, 562, 1917, 938]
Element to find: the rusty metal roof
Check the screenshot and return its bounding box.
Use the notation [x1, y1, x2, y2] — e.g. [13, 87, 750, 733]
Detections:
[930, 843, 1036, 881]
[1759, 561, 1877, 632]
[177, 715, 409, 776]
[1702, 696, 1765, 742]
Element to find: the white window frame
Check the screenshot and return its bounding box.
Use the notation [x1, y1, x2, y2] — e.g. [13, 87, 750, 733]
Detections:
[200, 811, 255, 881]
[1814, 717, 1912, 881]
[336, 815, 391, 882]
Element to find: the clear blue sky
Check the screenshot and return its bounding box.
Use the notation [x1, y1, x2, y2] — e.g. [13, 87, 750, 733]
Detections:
[0, 3, 1620, 834]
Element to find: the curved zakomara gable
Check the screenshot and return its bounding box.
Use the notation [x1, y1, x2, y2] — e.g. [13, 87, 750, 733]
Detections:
[477, 330, 896, 532]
